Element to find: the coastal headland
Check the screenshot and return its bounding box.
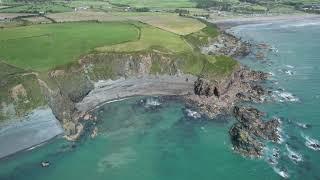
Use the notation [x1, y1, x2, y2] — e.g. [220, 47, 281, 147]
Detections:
[0, 10, 319, 159]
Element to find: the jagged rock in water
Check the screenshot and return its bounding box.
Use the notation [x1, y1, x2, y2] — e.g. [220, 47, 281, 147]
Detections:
[229, 123, 263, 157]
[230, 106, 280, 157]
[188, 66, 269, 119]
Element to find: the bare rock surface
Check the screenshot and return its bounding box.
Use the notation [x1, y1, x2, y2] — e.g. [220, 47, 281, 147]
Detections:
[230, 106, 280, 157]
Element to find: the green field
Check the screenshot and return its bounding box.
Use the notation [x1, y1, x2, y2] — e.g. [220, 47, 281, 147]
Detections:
[0, 22, 139, 71]
[109, 0, 196, 8]
[96, 22, 191, 53]
[127, 13, 206, 35]
[0, 3, 72, 13]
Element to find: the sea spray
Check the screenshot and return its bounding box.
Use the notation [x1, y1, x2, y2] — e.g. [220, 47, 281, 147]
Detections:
[185, 109, 201, 119]
[302, 134, 320, 151]
[285, 144, 303, 163]
[271, 91, 299, 102]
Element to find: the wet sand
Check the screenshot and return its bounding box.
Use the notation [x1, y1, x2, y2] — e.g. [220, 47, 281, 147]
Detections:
[0, 108, 63, 159]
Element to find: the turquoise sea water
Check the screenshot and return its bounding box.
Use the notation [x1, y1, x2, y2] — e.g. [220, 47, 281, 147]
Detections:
[0, 19, 320, 180]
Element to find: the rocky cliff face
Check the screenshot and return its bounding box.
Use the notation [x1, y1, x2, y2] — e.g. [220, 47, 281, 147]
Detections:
[39, 51, 183, 140]
[186, 66, 268, 118]
[185, 63, 275, 158]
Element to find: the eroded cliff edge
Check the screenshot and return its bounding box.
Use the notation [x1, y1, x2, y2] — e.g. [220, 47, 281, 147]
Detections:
[0, 24, 276, 158]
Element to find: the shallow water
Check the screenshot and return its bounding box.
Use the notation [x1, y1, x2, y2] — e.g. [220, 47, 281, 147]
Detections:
[0, 19, 320, 180]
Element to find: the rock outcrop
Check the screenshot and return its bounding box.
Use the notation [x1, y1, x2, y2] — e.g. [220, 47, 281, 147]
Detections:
[37, 79, 81, 139]
[202, 32, 251, 58]
[186, 66, 268, 118]
[230, 106, 280, 157]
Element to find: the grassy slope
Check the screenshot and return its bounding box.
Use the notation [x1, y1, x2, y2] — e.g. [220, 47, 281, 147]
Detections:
[46, 11, 127, 22]
[47, 12, 206, 35]
[0, 62, 45, 122]
[185, 22, 219, 50]
[127, 13, 206, 35]
[0, 22, 139, 71]
[96, 22, 191, 53]
[0, 17, 238, 121]
[95, 20, 236, 79]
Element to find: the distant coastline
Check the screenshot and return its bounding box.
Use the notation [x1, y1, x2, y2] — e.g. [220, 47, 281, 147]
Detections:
[212, 14, 320, 29]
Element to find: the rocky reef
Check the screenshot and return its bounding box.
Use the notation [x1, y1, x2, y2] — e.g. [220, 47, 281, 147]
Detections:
[185, 66, 268, 118]
[184, 65, 279, 158]
[230, 106, 280, 157]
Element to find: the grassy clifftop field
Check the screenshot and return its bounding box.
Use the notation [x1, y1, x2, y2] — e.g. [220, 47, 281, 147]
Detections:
[0, 22, 139, 71]
[0, 12, 235, 75]
[0, 10, 239, 123]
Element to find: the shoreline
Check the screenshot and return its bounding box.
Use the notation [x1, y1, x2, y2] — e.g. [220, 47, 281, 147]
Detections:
[212, 14, 320, 29]
[0, 14, 314, 159]
[76, 74, 197, 113]
[0, 107, 63, 159]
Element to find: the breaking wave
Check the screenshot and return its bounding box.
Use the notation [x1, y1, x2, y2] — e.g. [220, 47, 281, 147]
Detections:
[273, 166, 290, 179]
[145, 98, 161, 107]
[284, 70, 294, 76]
[185, 109, 201, 119]
[302, 134, 320, 151]
[272, 91, 299, 102]
[265, 146, 280, 166]
[280, 21, 320, 28]
[285, 65, 294, 69]
[286, 144, 303, 163]
[295, 122, 311, 129]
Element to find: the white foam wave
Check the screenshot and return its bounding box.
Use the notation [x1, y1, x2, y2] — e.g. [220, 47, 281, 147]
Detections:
[272, 91, 299, 102]
[296, 122, 310, 129]
[286, 144, 303, 163]
[265, 147, 280, 165]
[145, 98, 161, 107]
[268, 72, 275, 76]
[277, 128, 285, 144]
[273, 167, 290, 179]
[302, 135, 320, 151]
[271, 47, 279, 53]
[285, 65, 294, 69]
[279, 21, 320, 28]
[26, 141, 48, 151]
[185, 109, 201, 119]
[285, 70, 294, 76]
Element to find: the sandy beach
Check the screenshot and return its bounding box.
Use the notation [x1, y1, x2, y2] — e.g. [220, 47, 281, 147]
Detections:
[76, 75, 197, 112]
[0, 108, 63, 159]
[212, 14, 320, 29]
